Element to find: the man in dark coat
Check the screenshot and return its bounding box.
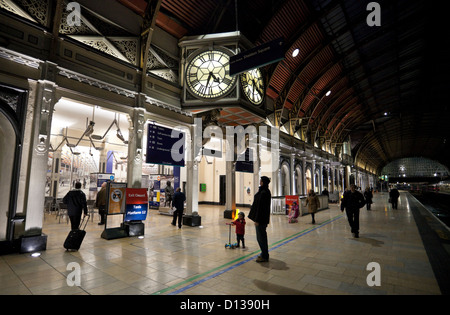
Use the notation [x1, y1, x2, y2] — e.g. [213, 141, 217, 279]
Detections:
[95, 182, 107, 225]
[341, 184, 366, 238]
[171, 187, 186, 228]
[389, 188, 400, 209]
[248, 176, 272, 262]
[63, 182, 88, 230]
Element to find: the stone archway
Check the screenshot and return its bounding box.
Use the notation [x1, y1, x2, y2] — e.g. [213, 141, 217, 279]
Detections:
[0, 110, 17, 241]
[280, 161, 290, 196]
[295, 164, 303, 195]
[306, 167, 312, 193]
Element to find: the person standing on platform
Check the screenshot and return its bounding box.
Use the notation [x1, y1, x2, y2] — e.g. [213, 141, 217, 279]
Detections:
[95, 182, 107, 225]
[248, 176, 272, 263]
[364, 187, 373, 210]
[171, 187, 185, 229]
[306, 190, 320, 224]
[63, 182, 88, 231]
[341, 184, 366, 238]
[389, 187, 400, 209]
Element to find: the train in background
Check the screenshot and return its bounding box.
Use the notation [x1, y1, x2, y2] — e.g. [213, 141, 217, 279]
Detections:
[406, 180, 450, 195]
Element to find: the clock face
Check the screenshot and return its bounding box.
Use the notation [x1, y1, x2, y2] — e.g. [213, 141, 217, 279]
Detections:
[186, 50, 236, 99]
[240, 68, 264, 105]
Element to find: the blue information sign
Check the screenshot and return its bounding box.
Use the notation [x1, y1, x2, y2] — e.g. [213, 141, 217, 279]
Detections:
[124, 204, 148, 221]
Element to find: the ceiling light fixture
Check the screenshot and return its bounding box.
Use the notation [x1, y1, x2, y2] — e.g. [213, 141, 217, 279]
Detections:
[326, 90, 331, 97]
[292, 48, 300, 57]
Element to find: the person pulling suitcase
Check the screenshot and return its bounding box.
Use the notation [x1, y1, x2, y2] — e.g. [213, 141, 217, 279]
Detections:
[63, 182, 90, 251]
[63, 181, 89, 230]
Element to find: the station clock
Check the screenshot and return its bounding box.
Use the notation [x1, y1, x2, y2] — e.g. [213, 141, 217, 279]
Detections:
[240, 68, 264, 105]
[185, 50, 236, 99]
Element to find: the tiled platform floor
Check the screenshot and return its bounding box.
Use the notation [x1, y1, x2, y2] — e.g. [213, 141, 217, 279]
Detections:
[0, 192, 444, 295]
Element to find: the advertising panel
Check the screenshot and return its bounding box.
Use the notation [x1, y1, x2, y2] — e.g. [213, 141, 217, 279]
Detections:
[148, 175, 160, 209]
[285, 195, 299, 215]
[107, 182, 127, 215]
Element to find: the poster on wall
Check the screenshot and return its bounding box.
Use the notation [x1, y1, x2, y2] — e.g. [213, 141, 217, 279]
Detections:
[285, 195, 299, 215]
[146, 124, 185, 167]
[124, 188, 148, 221]
[107, 182, 127, 215]
[148, 175, 160, 209]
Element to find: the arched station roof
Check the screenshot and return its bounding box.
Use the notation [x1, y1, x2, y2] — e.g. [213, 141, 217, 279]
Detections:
[131, 0, 448, 173]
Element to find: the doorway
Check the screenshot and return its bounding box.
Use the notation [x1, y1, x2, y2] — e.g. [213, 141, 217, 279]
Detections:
[0, 111, 17, 241]
[49, 99, 130, 200]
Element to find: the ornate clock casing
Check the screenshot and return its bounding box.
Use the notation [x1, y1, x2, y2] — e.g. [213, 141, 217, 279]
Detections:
[185, 49, 236, 100]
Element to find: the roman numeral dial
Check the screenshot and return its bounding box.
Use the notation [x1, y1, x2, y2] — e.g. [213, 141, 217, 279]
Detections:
[240, 68, 264, 105]
[186, 50, 237, 99]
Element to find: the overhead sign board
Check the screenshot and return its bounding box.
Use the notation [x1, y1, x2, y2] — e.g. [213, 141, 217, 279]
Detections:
[235, 148, 254, 173]
[230, 37, 285, 76]
[146, 124, 185, 167]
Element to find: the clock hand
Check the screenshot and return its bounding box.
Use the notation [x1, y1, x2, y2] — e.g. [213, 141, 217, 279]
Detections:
[211, 73, 220, 83]
[252, 80, 260, 95]
[206, 72, 212, 87]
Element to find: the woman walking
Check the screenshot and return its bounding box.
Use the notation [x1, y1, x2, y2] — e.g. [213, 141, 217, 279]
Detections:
[305, 189, 320, 224]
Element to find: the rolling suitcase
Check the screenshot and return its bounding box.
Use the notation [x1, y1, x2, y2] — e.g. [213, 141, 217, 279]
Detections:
[64, 215, 89, 251]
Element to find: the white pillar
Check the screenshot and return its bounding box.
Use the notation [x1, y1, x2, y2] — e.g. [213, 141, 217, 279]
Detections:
[253, 143, 261, 197]
[311, 159, 316, 193]
[291, 153, 296, 195]
[49, 144, 62, 198]
[99, 140, 107, 173]
[302, 157, 307, 195]
[319, 161, 324, 193]
[23, 79, 58, 236]
[127, 101, 145, 188]
[330, 165, 335, 193]
[225, 159, 236, 211]
[186, 124, 199, 216]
